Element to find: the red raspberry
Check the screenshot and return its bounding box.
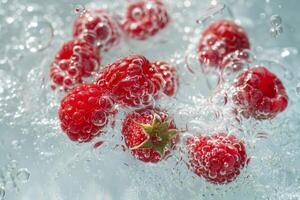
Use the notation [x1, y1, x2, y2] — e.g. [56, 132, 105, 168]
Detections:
[122, 107, 178, 163]
[198, 20, 250, 69]
[122, 0, 170, 40]
[96, 55, 163, 107]
[50, 40, 100, 91]
[152, 61, 179, 97]
[233, 66, 288, 120]
[73, 9, 121, 52]
[187, 133, 248, 185]
[58, 84, 114, 142]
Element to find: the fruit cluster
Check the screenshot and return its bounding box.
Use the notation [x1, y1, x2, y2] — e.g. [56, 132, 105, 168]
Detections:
[51, 1, 288, 185]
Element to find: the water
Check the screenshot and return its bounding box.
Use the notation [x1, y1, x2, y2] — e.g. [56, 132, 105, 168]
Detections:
[0, 0, 300, 199]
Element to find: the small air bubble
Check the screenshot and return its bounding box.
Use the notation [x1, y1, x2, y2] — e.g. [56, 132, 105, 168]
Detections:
[270, 15, 282, 26]
[184, 26, 191, 33]
[132, 7, 143, 20]
[260, 13, 266, 19]
[281, 49, 290, 58]
[16, 168, 30, 183]
[296, 83, 300, 96]
[74, 5, 86, 16]
[184, 0, 191, 7]
[270, 26, 283, 38]
[5, 17, 14, 24]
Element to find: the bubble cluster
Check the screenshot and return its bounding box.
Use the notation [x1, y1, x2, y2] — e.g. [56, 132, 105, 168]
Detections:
[269, 14, 283, 38]
[0, 160, 30, 196]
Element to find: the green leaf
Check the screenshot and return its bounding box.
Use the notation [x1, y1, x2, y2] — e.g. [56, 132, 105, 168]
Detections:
[140, 124, 154, 135]
[158, 121, 170, 133]
[168, 129, 178, 138]
[131, 139, 153, 150]
[152, 114, 162, 127]
[155, 146, 165, 157]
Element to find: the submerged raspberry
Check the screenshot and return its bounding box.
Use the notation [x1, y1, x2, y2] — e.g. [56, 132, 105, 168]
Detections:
[233, 66, 288, 120]
[73, 9, 121, 52]
[58, 84, 115, 142]
[96, 55, 163, 107]
[50, 40, 100, 91]
[122, 107, 178, 163]
[187, 133, 248, 184]
[122, 0, 170, 40]
[198, 19, 250, 69]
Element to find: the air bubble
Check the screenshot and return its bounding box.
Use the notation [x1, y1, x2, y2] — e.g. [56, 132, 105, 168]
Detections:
[183, 0, 191, 7]
[281, 49, 290, 58]
[270, 15, 282, 26]
[260, 13, 266, 19]
[270, 26, 283, 38]
[0, 187, 5, 200]
[5, 17, 14, 24]
[16, 168, 30, 183]
[296, 83, 300, 96]
[196, 3, 226, 24]
[269, 14, 283, 38]
[91, 110, 108, 127]
[74, 5, 86, 16]
[132, 7, 143, 20]
[24, 18, 53, 52]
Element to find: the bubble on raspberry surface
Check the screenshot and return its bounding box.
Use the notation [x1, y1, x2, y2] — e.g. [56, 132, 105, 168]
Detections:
[91, 110, 109, 127]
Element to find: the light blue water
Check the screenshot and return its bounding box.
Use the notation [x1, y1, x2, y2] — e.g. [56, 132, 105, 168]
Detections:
[0, 0, 300, 199]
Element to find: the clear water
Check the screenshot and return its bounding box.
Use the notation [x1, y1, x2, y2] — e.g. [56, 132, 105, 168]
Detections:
[1, 0, 300, 199]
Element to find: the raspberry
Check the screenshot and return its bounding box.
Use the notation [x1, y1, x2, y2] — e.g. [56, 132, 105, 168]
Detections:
[58, 84, 115, 142]
[187, 133, 248, 184]
[73, 9, 121, 52]
[96, 55, 163, 107]
[122, 107, 178, 163]
[152, 61, 179, 97]
[198, 20, 250, 69]
[122, 0, 170, 40]
[50, 40, 100, 91]
[233, 66, 288, 120]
